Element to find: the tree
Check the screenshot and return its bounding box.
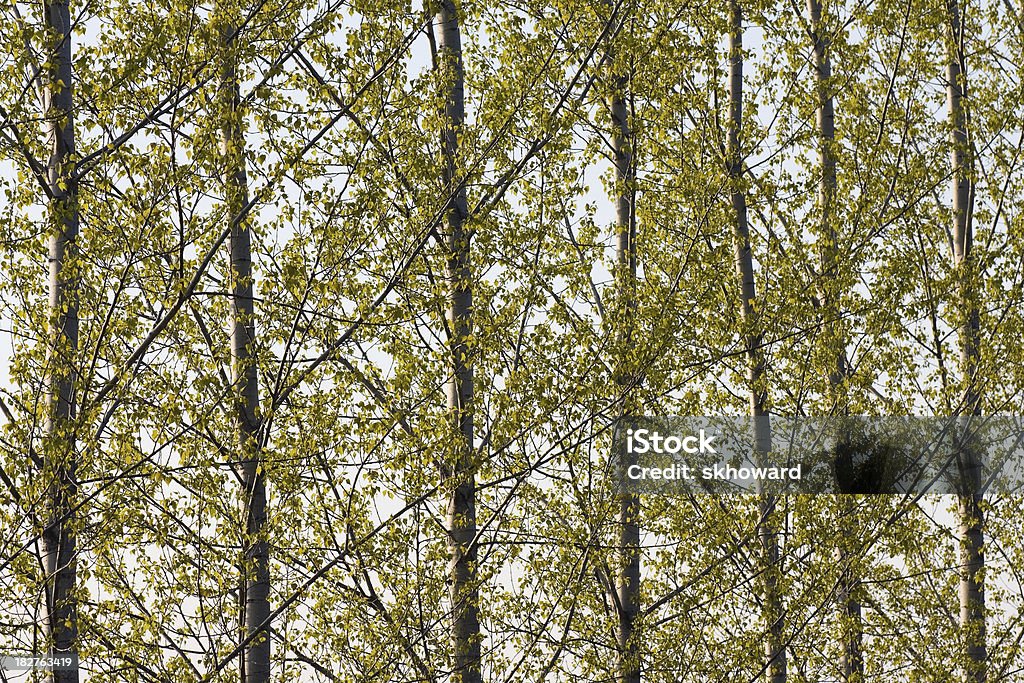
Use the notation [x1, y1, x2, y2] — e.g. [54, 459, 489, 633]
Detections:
[433, 1, 482, 681]
[1, 1, 1024, 681]
[725, 1, 786, 680]
[603, 2, 641, 681]
[946, 0, 986, 680]
[804, 1, 862, 679]
[215, 1, 271, 679]
[39, 0, 80, 679]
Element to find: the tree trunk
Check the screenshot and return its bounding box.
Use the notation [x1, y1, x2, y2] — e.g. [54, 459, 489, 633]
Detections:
[806, 0, 846, 391]
[41, 0, 80, 679]
[806, 1, 862, 679]
[217, 13, 270, 683]
[727, 2, 785, 681]
[947, 1, 986, 680]
[609, 35, 640, 683]
[435, 3, 481, 682]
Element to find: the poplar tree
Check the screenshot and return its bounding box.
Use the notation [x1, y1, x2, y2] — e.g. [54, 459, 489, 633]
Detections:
[726, 1, 785, 680]
[605, 4, 640, 681]
[1, 1, 1024, 681]
[40, 0, 80, 678]
[216, 3, 271, 680]
[946, 1, 986, 680]
[434, 2, 481, 680]
[805, 1, 862, 679]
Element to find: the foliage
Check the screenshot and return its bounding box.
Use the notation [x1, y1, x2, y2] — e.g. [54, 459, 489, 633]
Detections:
[1, 0, 1023, 681]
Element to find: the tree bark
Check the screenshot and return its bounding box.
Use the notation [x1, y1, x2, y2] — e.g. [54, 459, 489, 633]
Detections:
[41, 0, 80, 679]
[806, 1, 862, 679]
[217, 13, 270, 683]
[727, 2, 785, 681]
[608, 32, 640, 683]
[947, 1, 986, 681]
[435, 3, 481, 682]
[806, 0, 846, 391]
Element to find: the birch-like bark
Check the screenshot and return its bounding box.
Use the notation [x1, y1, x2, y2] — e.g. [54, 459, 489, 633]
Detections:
[609, 37, 639, 683]
[727, 2, 784, 681]
[217, 13, 270, 682]
[947, 1, 986, 680]
[435, 2, 481, 681]
[806, 1, 861, 679]
[41, 0, 79, 680]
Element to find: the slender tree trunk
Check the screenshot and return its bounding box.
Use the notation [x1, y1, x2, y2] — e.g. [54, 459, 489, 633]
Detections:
[217, 13, 270, 683]
[947, 1, 986, 680]
[806, 0, 845, 391]
[41, 0, 80, 680]
[435, 3, 481, 682]
[727, 3, 785, 681]
[806, 1, 862, 679]
[608, 36, 640, 683]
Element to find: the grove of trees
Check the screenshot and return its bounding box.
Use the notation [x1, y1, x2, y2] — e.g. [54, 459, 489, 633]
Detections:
[1, 0, 1023, 681]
